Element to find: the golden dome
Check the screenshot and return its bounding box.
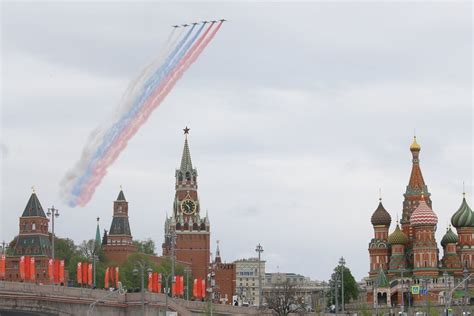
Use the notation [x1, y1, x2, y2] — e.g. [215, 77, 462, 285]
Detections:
[410, 136, 421, 151]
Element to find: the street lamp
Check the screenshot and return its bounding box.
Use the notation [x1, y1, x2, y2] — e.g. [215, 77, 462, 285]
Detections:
[463, 267, 469, 309]
[255, 243, 264, 309]
[184, 267, 192, 300]
[443, 271, 449, 316]
[47, 206, 59, 264]
[93, 217, 100, 288]
[0, 241, 9, 255]
[133, 261, 153, 316]
[164, 273, 175, 313]
[165, 229, 177, 294]
[400, 267, 406, 313]
[339, 256, 346, 313]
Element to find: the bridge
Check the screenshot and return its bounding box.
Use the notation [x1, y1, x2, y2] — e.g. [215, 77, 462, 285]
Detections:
[0, 281, 265, 316]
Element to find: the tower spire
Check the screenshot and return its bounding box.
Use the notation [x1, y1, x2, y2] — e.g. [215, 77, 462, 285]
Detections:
[180, 127, 193, 172]
[95, 217, 101, 252]
[215, 240, 221, 263]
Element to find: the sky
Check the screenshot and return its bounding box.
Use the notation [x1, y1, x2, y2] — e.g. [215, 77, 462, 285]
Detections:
[0, 1, 472, 282]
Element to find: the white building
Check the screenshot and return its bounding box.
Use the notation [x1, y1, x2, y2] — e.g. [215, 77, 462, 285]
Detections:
[234, 258, 266, 306]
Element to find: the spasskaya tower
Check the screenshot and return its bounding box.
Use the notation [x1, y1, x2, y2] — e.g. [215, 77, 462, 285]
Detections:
[163, 127, 210, 284]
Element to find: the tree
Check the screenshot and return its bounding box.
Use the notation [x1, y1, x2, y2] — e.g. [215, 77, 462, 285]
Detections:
[264, 279, 307, 316]
[326, 265, 359, 310]
[118, 253, 160, 290]
[133, 238, 156, 255]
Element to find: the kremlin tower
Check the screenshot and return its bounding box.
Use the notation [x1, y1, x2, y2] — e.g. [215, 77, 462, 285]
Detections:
[367, 137, 474, 307]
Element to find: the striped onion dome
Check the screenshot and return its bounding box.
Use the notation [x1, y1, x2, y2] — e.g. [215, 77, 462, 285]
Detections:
[388, 224, 409, 245]
[410, 199, 438, 226]
[451, 196, 474, 228]
[371, 201, 392, 226]
[441, 226, 458, 247]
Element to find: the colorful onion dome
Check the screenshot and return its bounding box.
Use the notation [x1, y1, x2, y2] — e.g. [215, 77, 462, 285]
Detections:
[371, 200, 392, 226]
[388, 224, 409, 245]
[441, 226, 459, 247]
[410, 199, 438, 226]
[410, 136, 421, 152]
[451, 196, 474, 228]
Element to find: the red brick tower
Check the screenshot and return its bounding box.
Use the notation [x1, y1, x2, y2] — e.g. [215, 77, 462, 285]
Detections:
[6, 190, 52, 283]
[103, 189, 137, 265]
[163, 127, 210, 285]
[368, 198, 391, 277]
[411, 197, 439, 277]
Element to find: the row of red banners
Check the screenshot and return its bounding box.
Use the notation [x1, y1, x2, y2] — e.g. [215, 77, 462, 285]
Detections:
[193, 278, 206, 299]
[19, 256, 64, 284]
[105, 266, 119, 289]
[0, 255, 5, 279]
[76, 262, 93, 286]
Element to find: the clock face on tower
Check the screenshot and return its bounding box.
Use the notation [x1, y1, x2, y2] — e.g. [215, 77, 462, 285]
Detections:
[181, 199, 196, 215]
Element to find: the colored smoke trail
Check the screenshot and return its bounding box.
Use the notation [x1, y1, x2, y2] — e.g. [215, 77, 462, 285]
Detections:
[61, 22, 223, 207]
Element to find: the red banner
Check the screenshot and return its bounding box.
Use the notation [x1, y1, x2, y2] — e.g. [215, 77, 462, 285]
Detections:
[158, 273, 162, 293]
[201, 279, 206, 299]
[0, 255, 5, 279]
[77, 262, 82, 284]
[59, 260, 65, 284]
[24, 256, 30, 281]
[48, 259, 54, 282]
[148, 272, 153, 292]
[54, 259, 60, 284]
[19, 256, 25, 281]
[82, 262, 88, 285]
[88, 263, 93, 286]
[193, 278, 197, 297]
[152, 272, 158, 293]
[30, 257, 36, 282]
[104, 267, 109, 288]
[115, 267, 119, 288]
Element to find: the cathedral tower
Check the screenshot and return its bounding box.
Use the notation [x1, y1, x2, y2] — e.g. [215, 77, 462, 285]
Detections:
[163, 127, 210, 284]
[401, 137, 432, 239]
[368, 199, 391, 276]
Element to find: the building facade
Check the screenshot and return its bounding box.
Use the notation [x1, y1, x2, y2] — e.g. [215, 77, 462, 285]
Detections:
[234, 258, 266, 306]
[213, 241, 236, 305]
[367, 137, 474, 307]
[163, 128, 210, 286]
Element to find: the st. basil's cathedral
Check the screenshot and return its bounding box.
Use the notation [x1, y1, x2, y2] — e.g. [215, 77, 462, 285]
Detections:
[367, 137, 473, 307]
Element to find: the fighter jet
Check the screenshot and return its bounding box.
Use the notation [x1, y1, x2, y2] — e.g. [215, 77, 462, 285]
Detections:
[219, 19, 227, 22]
[210, 20, 217, 23]
[192, 22, 199, 26]
[172, 25, 180, 28]
[182, 24, 189, 27]
[202, 20, 209, 24]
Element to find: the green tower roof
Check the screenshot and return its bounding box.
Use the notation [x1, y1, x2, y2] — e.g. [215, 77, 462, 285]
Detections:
[451, 196, 474, 228]
[441, 226, 459, 247]
[388, 224, 409, 245]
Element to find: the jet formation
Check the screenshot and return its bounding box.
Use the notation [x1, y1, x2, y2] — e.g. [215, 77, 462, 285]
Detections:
[172, 19, 226, 28]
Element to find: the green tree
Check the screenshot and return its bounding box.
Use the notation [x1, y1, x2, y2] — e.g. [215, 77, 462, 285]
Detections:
[118, 253, 160, 290]
[327, 265, 359, 309]
[133, 238, 156, 255]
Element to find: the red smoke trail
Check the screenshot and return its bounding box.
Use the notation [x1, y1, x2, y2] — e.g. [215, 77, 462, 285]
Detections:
[76, 22, 223, 206]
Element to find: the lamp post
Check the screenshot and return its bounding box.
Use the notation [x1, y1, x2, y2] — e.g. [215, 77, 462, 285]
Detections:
[164, 273, 175, 314]
[255, 243, 264, 308]
[47, 206, 59, 264]
[339, 257, 345, 313]
[443, 271, 449, 316]
[184, 267, 191, 300]
[166, 229, 177, 296]
[93, 217, 100, 288]
[0, 241, 9, 255]
[400, 267, 406, 313]
[133, 260, 153, 316]
[463, 267, 469, 309]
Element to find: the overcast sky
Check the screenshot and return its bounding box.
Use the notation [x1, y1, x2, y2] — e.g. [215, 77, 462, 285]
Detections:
[1, 1, 472, 282]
